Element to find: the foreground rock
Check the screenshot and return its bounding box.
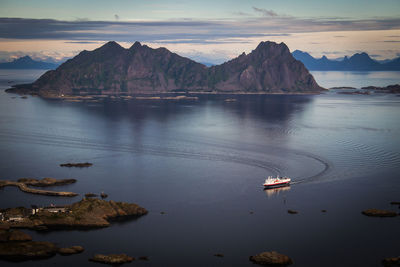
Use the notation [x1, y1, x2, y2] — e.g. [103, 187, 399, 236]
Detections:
[362, 209, 398, 217]
[0, 241, 58, 261]
[382, 257, 400, 267]
[0, 198, 147, 230]
[0, 179, 77, 197]
[0, 229, 32, 242]
[58, 246, 84, 255]
[0, 229, 84, 261]
[90, 253, 134, 265]
[60, 162, 93, 168]
[249, 251, 293, 266]
[6, 41, 324, 98]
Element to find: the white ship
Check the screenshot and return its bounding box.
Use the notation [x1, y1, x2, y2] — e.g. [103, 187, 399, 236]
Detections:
[263, 176, 291, 188]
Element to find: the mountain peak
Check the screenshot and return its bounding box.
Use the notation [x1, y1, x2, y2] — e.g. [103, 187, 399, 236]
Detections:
[350, 52, 372, 60]
[130, 41, 142, 50]
[253, 41, 290, 58]
[15, 56, 34, 63]
[100, 41, 123, 50]
[256, 41, 288, 50]
[0, 56, 58, 70]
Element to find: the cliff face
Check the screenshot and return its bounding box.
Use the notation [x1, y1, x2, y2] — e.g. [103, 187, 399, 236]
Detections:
[208, 41, 322, 92]
[8, 41, 324, 96]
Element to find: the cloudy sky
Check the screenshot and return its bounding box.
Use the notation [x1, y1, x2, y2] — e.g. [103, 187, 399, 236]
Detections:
[0, 0, 399, 63]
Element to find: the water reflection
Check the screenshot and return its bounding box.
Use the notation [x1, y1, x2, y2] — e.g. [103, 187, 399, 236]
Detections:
[264, 185, 291, 197]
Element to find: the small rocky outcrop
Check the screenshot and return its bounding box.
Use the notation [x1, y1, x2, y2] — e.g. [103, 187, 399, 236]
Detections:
[214, 253, 224, 257]
[139, 256, 149, 261]
[90, 253, 134, 265]
[361, 209, 398, 217]
[0, 241, 58, 261]
[60, 162, 93, 168]
[85, 193, 98, 198]
[58, 246, 84, 255]
[382, 256, 400, 267]
[0, 230, 32, 242]
[249, 251, 293, 266]
[287, 210, 298, 214]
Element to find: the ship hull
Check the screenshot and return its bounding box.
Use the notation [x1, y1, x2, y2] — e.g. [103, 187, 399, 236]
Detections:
[263, 182, 291, 189]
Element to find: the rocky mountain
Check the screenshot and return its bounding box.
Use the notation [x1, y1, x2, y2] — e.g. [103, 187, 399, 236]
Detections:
[292, 50, 400, 71]
[7, 41, 324, 97]
[0, 56, 58, 69]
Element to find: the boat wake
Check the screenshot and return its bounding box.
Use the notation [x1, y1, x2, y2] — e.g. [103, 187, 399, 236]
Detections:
[0, 129, 331, 183]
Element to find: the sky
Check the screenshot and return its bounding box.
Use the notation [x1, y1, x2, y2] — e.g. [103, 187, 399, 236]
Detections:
[0, 0, 399, 64]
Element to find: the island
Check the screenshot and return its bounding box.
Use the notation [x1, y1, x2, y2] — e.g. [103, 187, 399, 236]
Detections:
[6, 41, 325, 98]
[60, 162, 93, 168]
[361, 84, 400, 94]
[0, 198, 148, 230]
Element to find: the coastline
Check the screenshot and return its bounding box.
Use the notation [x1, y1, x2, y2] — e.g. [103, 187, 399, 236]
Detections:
[4, 89, 323, 100]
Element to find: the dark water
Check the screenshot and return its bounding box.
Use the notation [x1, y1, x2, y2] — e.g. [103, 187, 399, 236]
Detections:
[0, 70, 399, 266]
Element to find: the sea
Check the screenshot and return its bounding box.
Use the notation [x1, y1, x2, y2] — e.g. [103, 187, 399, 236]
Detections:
[0, 69, 399, 266]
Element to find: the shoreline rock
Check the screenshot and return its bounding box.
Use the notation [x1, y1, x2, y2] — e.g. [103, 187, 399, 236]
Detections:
[287, 209, 298, 214]
[0, 241, 58, 261]
[60, 162, 93, 168]
[382, 256, 400, 267]
[361, 209, 398, 217]
[249, 251, 293, 266]
[90, 253, 134, 265]
[0, 229, 32, 242]
[58, 246, 84, 255]
[329, 86, 356, 89]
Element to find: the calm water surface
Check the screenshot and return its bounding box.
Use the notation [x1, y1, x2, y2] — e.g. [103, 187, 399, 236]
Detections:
[0, 70, 399, 266]
[311, 70, 400, 88]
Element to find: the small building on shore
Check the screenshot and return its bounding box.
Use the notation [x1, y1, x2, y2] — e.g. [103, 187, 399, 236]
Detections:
[31, 205, 39, 215]
[7, 215, 24, 222]
[42, 206, 70, 213]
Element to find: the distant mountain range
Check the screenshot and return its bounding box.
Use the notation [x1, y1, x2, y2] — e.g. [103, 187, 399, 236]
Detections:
[292, 50, 400, 71]
[0, 56, 59, 69]
[7, 41, 324, 97]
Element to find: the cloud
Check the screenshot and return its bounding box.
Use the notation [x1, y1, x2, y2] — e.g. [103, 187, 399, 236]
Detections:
[233, 11, 252, 16]
[382, 40, 400, 42]
[252, 7, 278, 17]
[0, 16, 400, 46]
[64, 41, 102, 44]
[334, 35, 346, 38]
